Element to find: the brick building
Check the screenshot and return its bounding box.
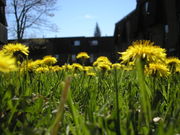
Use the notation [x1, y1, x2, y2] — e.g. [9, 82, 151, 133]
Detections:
[8, 0, 180, 64]
[114, 0, 180, 57]
[11, 36, 115, 65]
[0, 0, 7, 45]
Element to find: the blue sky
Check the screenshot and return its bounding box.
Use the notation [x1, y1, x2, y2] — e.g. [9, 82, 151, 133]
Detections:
[49, 0, 136, 38]
[8, 0, 136, 39]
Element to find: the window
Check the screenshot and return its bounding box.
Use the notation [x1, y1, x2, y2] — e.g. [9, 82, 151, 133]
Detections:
[54, 54, 60, 59]
[144, 2, 150, 14]
[164, 24, 169, 44]
[169, 48, 175, 52]
[0, 6, 4, 24]
[90, 54, 94, 63]
[0, 5, 6, 25]
[72, 54, 76, 61]
[90, 40, 98, 46]
[164, 25, 169, 33]
[73, 40, 80, 46]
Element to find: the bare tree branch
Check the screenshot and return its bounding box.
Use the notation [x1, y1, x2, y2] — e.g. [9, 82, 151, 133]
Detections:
[7, 0, 58, 41]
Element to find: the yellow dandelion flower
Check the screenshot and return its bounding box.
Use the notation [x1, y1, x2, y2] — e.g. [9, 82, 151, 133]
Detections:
[121, 62, 135, 71]
[72, 63, 83, 71]
[42, 55, 57, 65]
[21, 59, 43, 71]
[166, 57, 180, 66]
[166, 57, 180, 65]
[62, 64, 73, 70]
[35, 67, 49, 73]
[96, 56, 110, 62]
[93, 56, 112, 66]
[83, 66, 93, 72]
[123, 66, 133, 71]
[176, 65, 180, 73]
[97, 62, 111, 71]
[86, 72, 96, 76]
[2, 43, 29, 56]
[166, 57, 180, 73]
[112, 63, 124, 69]
[0, 52, 17, 72]
[128, 61, 135, 66]
[49, 65, 62, 72]
[76, 52, 90, 59]
[119, 40, 166, 64]
[145, 63, 170, 77]
[33, 59, 43, 66]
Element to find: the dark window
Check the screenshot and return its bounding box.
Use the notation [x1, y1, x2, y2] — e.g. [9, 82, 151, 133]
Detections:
[144, 2, 150, 14]
[164, 24, 169, 45]
[0, 6, 4, 24]
[176, 0, 180, 13]
[178, 14, 180, 34]
[72, 54, 76, 61]
[169, 48, 176, 52]
[164, 24, 169, 33]
[0, 1, 7, 25]
[90, 54, 94, 63]
[54, 54, 60, 59]
[90, 40, 98, 46]
[73, 40, 80, 46]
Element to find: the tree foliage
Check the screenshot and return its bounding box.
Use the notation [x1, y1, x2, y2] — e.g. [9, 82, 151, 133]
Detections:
[7, 0, 57, 41]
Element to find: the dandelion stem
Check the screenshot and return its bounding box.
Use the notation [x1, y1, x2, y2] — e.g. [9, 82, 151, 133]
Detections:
[114, 69, 123, 135]
[136, 58, 151, 129]
[50, 77, 71, 135]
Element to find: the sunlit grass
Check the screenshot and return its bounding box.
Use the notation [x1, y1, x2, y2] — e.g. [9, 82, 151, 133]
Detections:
[0, 41, 179, 135]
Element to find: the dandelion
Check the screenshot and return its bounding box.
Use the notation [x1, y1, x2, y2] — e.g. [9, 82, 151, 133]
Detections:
[32, 59, 43, 66]
[82, 66, 93, 72]
[112, 63, 124, 69]
[76, 52, 90, 59]
[145, 63, 170, 77]
[93, 56, 112, 72]
[62, 64, 73, 70]
[97, 62, 111, 71]
[21, 59, 43, 72]
[121, 61, 135, 71]
[176, 64, 180, 73]
[42, 55, 57, 65]
[166, 57, 180, 73]
[119, 40, 166, 122]
[166, 57, 180, 65]
[96, 56, 110, 62]
[49, 65, 62, 72]
[123, 66, 135, 71]
[93, 56, 112, 66]
[2, 43, 29, 56]
[72, 63, 83, 71]
[86, 72, 96, 76]
[119, 40, 166, 64]
[35, 67, 49, 73]
[76, 52, 90, 65]
[0, 52, 17, 72]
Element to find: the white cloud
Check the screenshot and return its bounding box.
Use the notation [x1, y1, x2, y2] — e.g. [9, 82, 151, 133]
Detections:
[84, 14, 95, 19]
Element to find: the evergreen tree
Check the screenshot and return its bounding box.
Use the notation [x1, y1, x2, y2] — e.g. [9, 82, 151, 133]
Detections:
[94, 23, 101, 37]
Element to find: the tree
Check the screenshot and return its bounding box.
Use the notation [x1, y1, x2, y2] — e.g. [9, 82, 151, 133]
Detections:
[7, 0, 57, 41]
[94, 22, 101, 37]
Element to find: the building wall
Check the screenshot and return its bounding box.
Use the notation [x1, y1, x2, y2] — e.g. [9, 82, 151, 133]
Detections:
[9, 36, 115, 65]
[0, 0, 7, 45]
[114, 0, 180, 57]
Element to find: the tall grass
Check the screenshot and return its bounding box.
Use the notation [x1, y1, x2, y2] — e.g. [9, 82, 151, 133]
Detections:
[0, 66, 179, 135]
